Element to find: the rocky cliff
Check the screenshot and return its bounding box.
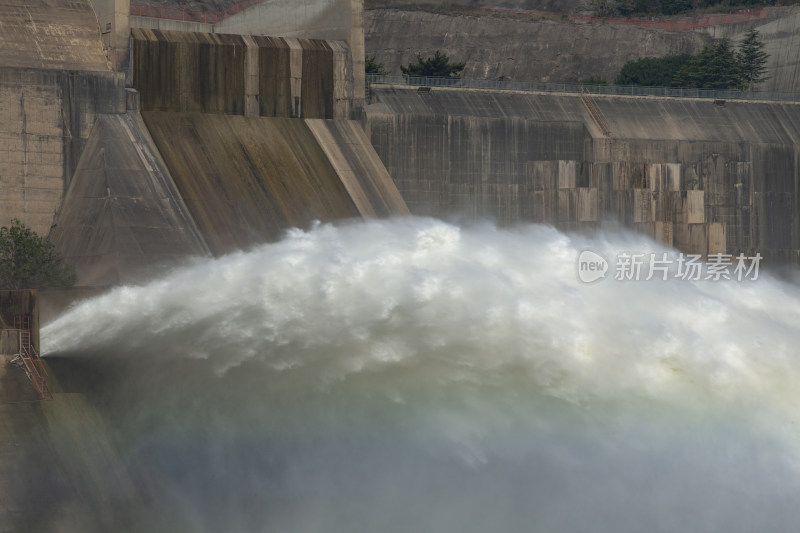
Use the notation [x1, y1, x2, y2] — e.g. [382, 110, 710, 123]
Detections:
[365, 9, 708, 83]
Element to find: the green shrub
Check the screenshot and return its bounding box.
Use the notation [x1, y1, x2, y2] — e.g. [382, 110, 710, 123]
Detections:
[0, 220, 76, 290]
[401, 50, 465, 78]
[615, 55, 693, 86]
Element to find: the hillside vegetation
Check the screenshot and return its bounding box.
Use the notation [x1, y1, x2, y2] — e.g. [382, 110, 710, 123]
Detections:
[365, 0, 583, 13]
[134, 0, 244, 11]
[615, 28, 770, 90]
[588, 0, 800, 17]
[365, 0, 800, 16]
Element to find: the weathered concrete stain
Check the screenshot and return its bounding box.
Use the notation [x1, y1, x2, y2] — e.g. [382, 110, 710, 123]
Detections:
[132, 29, 353, 119]
[0, 0, 110, 72]
[143, 112, 359, 255]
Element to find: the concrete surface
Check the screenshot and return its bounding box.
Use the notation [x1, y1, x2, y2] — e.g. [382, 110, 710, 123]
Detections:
[0, 68, 125, 236]
[49, 111, 210, 287]
[132, 29, 249, 114]
[87, 0, 131, 72]
[129, 15, 213, 33]
[133, 0, 245, 10]
[0, 0, 110, 72]
[215, 0, 352, 41]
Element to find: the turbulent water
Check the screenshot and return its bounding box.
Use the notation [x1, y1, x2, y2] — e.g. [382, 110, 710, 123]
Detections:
[43, 217, 800, 532]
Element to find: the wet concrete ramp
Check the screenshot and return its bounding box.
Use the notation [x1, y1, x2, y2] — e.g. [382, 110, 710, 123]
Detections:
[306, 119, 409, 217]
[143, 112, 407, 255]
[0, 0, 109, 71]
[50, 112, 210, 287]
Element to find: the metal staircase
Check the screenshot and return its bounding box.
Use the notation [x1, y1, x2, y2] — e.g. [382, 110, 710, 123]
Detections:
[12, 315, 52, 400]
[581, 87, 613, 137]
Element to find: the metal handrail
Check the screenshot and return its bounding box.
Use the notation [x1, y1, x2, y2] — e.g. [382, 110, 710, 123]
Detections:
[132, 2, 767, 28]
[483, 7, 767, 30]
[366, 74, 800, 104]
[12, 315, 51, 400]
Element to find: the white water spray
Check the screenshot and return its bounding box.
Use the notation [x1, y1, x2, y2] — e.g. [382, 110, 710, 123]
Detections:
[42, 218, 800, 532]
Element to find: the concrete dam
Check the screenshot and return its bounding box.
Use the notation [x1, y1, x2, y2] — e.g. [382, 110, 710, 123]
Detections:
[2, 0, 800, 531]
[3, 0, 798, 277]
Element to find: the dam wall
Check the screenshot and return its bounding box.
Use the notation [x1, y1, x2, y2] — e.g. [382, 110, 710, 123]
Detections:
[366, 86, 800, 264]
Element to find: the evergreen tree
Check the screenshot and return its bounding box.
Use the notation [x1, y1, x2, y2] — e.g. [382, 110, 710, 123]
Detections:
[615, 54, 692, 86]
[401, 51, 465, 79]
[365, 55, 388, 76]
[0, 220, 76, 290]
[673, 39, 741, 89]
[660, 0, 693, 15]
[737, 27, 770, 90]
[589, 0, 783, 17]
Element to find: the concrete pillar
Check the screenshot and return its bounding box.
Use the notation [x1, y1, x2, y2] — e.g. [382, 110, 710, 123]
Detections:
[243, 35, 260, 117]
[350, 0, 366, 117]
[88, 0, 131, 73]
[330, 41, 351, 119]
[286, 38, 303, 118]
